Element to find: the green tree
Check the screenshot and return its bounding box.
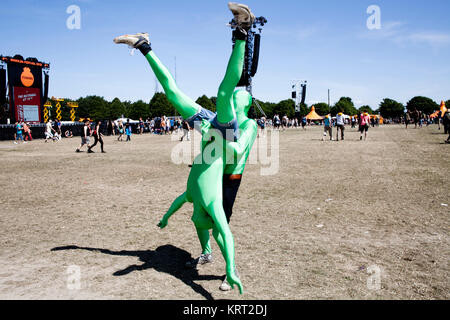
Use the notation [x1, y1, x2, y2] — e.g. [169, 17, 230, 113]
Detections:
[122, 100, 132, 118]
[149, 92, 175, 117]
[358, 105, 374, 114]
[273, 99, 295, 118]
[127, 100, 149, 120]
[77, 95, 109, 120]
[196, 95, 216, 112]
[254, 99, 276, 118]
[378, 98, 405, 118]
[60, 99, 74, 121]
[299, 103, 309, 117]
[331, 97, 357, 116]
[406, 96, 438, 115]
[109, 98, 126, 120]
[313, 103, 330, 116]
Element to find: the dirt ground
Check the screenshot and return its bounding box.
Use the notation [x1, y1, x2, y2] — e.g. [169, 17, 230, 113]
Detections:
[0, 124, 448, 300]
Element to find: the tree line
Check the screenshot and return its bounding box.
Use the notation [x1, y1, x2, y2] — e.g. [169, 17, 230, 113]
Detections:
[49, 93, 448, 121]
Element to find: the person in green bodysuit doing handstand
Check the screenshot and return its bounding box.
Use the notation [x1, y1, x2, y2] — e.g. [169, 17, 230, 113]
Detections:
[114, 3, 256, 294]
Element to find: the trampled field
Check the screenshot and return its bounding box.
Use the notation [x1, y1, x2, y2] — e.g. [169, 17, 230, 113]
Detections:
[0, 125, 448, 300]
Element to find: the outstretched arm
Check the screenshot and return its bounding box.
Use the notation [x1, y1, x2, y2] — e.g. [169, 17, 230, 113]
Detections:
[158, 192, 188, 229]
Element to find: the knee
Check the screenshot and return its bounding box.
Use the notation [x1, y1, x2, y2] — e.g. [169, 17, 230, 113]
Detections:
[191, 215, 213, 230]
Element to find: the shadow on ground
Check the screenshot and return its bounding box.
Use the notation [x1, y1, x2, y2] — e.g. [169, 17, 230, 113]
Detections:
[51, 244, 223, 300]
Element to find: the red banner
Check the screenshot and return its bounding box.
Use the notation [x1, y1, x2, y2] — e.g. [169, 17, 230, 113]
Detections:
[13, 86, 41, 123]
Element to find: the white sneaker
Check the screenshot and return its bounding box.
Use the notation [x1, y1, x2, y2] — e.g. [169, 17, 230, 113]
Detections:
[219, 267, 239, 291]
[185, 253, 213, 268]
[219, 276, 232, 291]
[113, 32, 149, 48]
[228, 2, 255, 30]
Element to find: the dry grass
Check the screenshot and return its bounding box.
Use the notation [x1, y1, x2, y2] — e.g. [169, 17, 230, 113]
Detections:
[0, 125, 448, 300]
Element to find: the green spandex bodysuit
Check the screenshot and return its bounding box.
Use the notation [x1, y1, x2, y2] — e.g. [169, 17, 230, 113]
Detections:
[153, 38, 253, 294]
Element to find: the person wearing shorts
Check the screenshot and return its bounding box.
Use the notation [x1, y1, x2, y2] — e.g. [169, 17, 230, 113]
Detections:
[14, 122, 24, 144]
[139, 118, 144, 134]
[76, 120, 91, 152]
[323, 115, 332, 141]
[359, 112, 370, 141]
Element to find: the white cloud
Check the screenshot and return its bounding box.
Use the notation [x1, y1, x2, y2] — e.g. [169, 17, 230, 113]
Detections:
[407, 32, 450, 46]
[361, 20, 450, 49]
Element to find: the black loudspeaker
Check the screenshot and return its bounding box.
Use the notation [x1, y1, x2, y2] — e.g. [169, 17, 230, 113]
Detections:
[292, 91, 297, 99]
[250, 34, 260, 77]
[237, 42, 251, 87]
[0, 68, 6, 105]
[301, 84, 307, 105]
[42, 72, 49, 108]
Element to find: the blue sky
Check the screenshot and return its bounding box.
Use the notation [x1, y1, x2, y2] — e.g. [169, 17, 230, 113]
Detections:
[1, 0, 449, 109]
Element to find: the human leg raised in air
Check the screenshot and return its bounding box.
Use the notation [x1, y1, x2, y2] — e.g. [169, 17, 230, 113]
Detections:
[210, 3, 254, 142]
[113, 33, 201, 121]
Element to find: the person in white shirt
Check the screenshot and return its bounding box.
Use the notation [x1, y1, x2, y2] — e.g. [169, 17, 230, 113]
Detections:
[336, 111, 345, 141]
[44, 120, 56, 143]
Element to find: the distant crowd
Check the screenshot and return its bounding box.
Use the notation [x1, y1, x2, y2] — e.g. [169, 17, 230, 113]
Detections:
[10, 108, 450, 145]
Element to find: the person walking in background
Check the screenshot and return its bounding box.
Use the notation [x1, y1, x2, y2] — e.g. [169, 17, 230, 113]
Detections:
[257, 116, 266, 137]
[443, 110, 450, 144]
[165, 116, 171, 134]
[301, 116, 307, 130]
[114, 119, 119, 136]
[23, 122, 32, 142]
[180, 120, 191, 141]
[14, 121, 24, 144]
[76, 120, 91, 152]
[139, 117, 144, 134]
[273, 114, 280, 130]
[336, 111, 345, 141]
[125, 119, 132, 142]
[405, 111, 411, 129]
[359, 111, 370, 141]
[160, 117, 166, 135]
[44, 120, 57, 143]
[322, 114, 332, 141]
[88, 121, 105, 153]
[55, 119, 62, 136]
[412, 108, 420, 129]
[117, 120, 124, 141]
[281, 115, 288, 131]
